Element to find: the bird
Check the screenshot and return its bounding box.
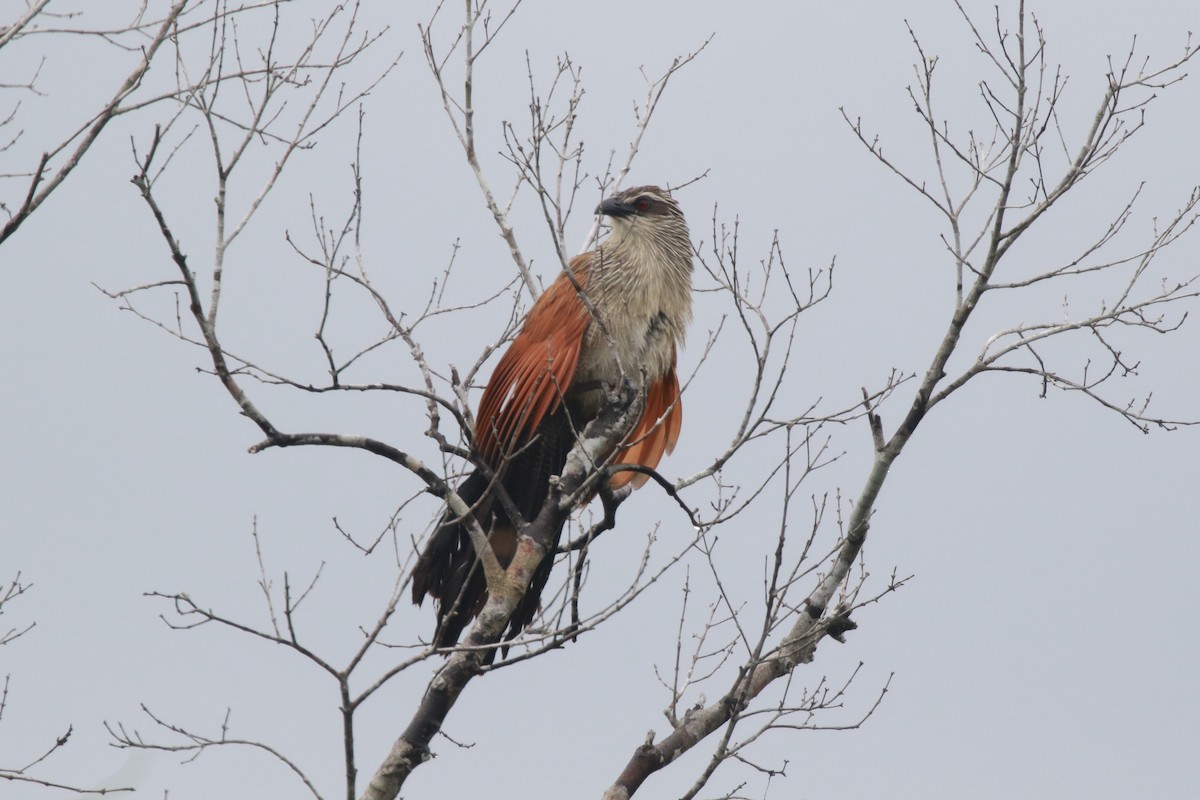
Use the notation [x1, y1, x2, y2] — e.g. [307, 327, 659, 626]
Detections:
[411, 184, 694, 651]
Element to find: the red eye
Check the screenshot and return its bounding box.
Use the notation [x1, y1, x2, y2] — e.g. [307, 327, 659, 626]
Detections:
[634, 197, 651, 211]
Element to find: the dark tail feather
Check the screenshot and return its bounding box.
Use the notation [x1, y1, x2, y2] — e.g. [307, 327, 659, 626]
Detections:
[411, 469, 492, 648]
[498, 409, 574, 644]
[411, 408, 576, 652]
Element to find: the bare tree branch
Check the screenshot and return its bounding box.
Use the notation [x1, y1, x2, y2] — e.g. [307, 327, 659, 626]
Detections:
[0, 0, 189, 244]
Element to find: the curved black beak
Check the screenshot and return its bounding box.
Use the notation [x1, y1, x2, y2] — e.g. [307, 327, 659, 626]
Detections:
[595, 196, 635, 218]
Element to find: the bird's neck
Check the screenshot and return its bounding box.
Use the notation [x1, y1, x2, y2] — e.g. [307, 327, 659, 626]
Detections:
[575, 226, 693, 386]
[592, 225, 692, 323]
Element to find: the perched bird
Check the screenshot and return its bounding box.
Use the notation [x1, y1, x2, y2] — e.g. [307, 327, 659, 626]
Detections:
[411, 185, 694, 649]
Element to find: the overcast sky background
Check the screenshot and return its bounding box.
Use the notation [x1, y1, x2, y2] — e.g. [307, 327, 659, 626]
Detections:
[3, 1, 1199, 798]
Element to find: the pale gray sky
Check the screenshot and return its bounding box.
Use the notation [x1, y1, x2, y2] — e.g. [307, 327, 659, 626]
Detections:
[3, 1, 1198, 798]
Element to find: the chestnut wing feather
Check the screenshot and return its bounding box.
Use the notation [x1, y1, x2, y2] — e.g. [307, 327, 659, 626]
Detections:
[609, 350, 682, 490]
[475, 255, 593, 465]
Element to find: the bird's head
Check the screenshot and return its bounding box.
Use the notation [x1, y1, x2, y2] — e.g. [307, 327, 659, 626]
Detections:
[595, 185, 689, 248]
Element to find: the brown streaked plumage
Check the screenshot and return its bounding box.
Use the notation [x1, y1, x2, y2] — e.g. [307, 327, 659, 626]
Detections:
[411, 185, 693, 650]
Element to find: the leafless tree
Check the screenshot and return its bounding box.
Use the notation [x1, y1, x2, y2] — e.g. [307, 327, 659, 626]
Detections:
[0, 1, 305, 793]
[0, 1, 192, 244]
[0, 575, 126, 794]
[6, 1, 1198, 798]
